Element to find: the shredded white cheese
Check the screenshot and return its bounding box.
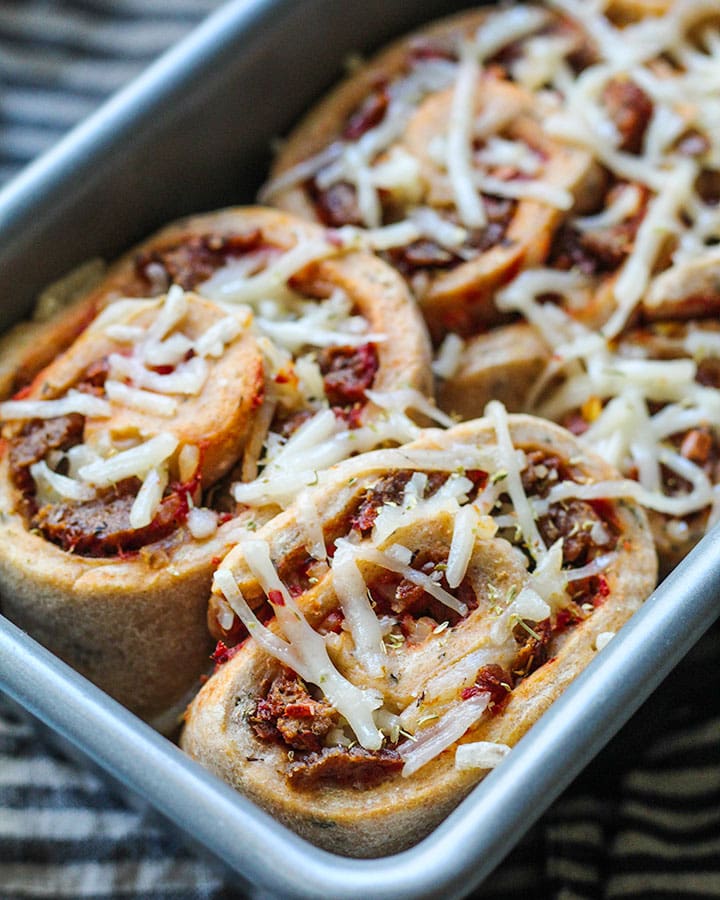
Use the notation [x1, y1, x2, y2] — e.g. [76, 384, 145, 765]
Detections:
[486, 400, 546, 560]
[446, 47, 486, 228]
[455, 741, 512, 770]
[147, 284, 188, 342]
[445, 503, 483, 589]
[432, 333, 465, 379]
[129, 465, 168, 529]
[595, 630, 615, 651]
[78, 432, 178, 488]
[331, 539, 386, 677]
[295, 489, 327, 561]
[399, 692, 491, 777]
[187, 507, 218, 539]
[193, 315, 242, 358]
[30, 460, 96, 504]
[0, 390, 111, 421]
[604, 160, 697, 339]
[104, 380, 178, 417]
[471, 5, 549, 62]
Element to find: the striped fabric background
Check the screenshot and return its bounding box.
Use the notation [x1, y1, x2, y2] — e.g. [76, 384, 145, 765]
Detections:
[1, 2, 719, 898]
[0, 0, 220, 185]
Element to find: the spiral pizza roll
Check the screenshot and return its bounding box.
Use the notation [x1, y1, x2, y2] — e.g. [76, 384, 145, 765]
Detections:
[0, 289, 261, 725]
[263, 6, 605, 341]
[0, 207, 433, 724]
[182, 407, 656, 856]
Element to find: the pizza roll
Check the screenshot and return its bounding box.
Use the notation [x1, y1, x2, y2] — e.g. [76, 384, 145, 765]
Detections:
[182, 408, 656, 856]
[0, 207, 433, 725]
[0, 289, 261, 726]
[264, 6, 604, 340]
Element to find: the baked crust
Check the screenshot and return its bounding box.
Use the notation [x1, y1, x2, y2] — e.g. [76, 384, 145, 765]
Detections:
[436, 322, 550, 418]
[181, 414, 657, 856]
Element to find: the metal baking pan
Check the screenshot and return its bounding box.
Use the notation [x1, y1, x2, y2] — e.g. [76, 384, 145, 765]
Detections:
[1, 1, 720, 897]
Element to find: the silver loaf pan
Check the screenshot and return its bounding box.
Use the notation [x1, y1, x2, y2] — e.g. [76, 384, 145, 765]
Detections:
[1, 1, 720, 897]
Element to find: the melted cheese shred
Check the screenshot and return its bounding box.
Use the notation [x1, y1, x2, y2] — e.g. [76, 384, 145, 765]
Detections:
[537, 467, 714, 518]
[129, 465, 168, 530]
[603, 160, 697, 339]
[446, 47, 486, 228]
[486, 401, 546, 560]
[331, 539, 387, 677]
[215, 545, 384, 751]
[0, 390, 111, 421]
[104, 381, 178, 417]
[455, 740, 512, 771]
[499, 268, 720, 523]
[399, 692, 491, 777]
[29, 460, 96, 504]
[445, 504, 484, 589]
[472, 5, 549, 60]
[77, 433, 178, 488]
[295, 489, 327, 561]
[147, 284, 187, 341]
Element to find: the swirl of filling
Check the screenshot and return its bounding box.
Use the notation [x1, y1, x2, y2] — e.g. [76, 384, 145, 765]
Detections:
[182, 409, 657, 857]
[264, 6, 607, 341]
[0, 206, 435, 724]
